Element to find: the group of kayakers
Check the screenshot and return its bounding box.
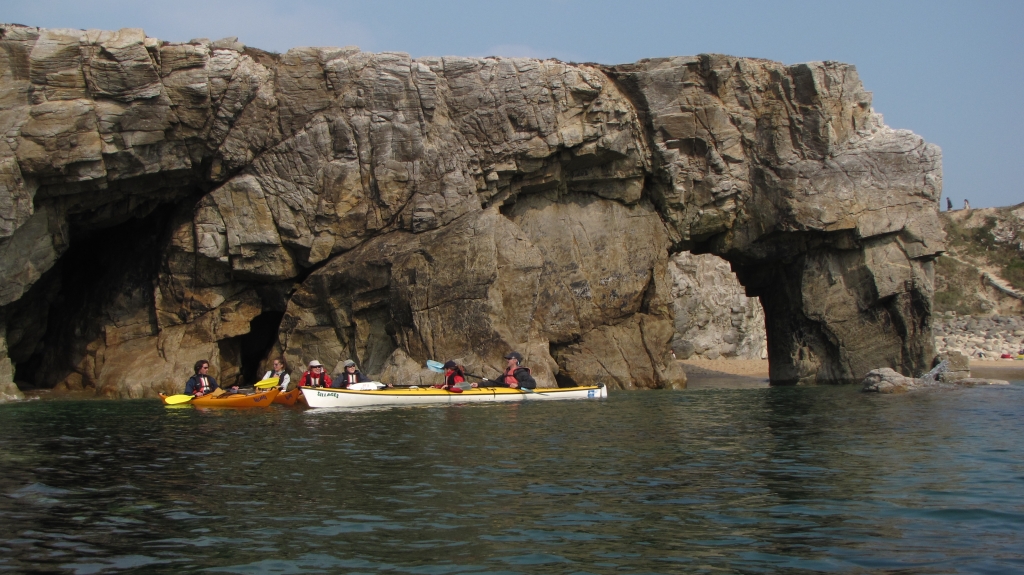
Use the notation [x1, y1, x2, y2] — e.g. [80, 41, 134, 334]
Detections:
[183, 351, 536, 397]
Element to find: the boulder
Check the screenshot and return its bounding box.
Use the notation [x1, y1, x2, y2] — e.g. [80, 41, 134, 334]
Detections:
[862, 368, 921, 394]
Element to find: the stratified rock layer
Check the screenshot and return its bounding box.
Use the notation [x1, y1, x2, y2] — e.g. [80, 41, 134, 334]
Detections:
[0, 24, 944, 398]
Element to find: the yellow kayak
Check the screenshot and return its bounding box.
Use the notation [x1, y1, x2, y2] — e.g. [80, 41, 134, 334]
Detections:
[160, 388, 280, 407]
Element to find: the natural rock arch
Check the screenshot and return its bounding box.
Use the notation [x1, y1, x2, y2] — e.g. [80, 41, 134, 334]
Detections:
[0, 25, 942, 399]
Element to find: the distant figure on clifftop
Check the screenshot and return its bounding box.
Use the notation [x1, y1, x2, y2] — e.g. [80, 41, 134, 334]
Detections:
[964, 199, 971, 210]
[947, 197, 953, 211]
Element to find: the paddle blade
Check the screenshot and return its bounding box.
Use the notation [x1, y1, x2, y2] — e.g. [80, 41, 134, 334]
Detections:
[426, 360, 444, 373]
[164, 394, 194, 405]
[254, 377, 280, 389]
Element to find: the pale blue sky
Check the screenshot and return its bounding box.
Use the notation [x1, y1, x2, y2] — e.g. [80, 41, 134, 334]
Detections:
[5, 0, 1022, 208]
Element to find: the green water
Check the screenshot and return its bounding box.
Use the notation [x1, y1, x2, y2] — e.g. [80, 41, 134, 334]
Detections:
[1, 384, 1023, 574]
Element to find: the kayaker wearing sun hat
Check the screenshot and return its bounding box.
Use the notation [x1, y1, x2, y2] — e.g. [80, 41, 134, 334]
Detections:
[334, 359, 369, 389]
[298, 360, 332, 388]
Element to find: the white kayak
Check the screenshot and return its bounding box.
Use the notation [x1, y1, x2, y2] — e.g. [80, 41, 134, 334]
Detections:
[300, 383, 607, 408]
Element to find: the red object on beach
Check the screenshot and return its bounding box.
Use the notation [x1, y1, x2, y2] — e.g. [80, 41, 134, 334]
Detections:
[1001, 353, 1013, 359]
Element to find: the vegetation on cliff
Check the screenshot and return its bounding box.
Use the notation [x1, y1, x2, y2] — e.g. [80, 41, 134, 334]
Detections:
[934, 203, 1024, 316]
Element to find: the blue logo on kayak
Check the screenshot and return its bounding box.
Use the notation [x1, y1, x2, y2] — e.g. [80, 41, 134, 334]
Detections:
[588, 389, 595, 398]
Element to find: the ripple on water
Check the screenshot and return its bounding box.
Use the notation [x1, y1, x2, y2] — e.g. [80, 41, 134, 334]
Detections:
[0, 385, 1023, 573]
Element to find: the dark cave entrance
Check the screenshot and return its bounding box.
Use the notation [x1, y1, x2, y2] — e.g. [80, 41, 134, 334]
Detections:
[234, 311, 285, 386]
[10, 208, 174, 390]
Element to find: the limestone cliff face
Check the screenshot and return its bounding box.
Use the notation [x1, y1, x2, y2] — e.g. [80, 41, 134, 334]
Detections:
[0, 24, 944, 399]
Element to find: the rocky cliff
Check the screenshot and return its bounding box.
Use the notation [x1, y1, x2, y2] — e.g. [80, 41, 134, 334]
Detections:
[0, 24, 944, 400]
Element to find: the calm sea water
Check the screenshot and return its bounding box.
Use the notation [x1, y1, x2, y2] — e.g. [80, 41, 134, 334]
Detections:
[1, 384, 1023, 574]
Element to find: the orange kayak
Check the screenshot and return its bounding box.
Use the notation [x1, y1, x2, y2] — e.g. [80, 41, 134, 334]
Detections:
[159, 388, 280, 407]
[273, 388, 305, 406]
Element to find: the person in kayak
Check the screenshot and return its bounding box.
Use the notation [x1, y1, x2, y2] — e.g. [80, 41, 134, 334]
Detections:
[435, 360, 467, 392]
[479, 351, 536, 389]
[298, 360, 332, 388]
[185, 360, 218, 397]
[263, 357, 291, 391]
[333, 359, 369, 388]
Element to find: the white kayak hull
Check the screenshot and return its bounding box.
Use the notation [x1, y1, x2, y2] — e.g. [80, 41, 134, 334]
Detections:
[300, 384, 607, 408]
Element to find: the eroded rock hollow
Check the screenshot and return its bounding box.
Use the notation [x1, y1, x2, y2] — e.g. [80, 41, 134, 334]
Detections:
[0, 24, 944, 399]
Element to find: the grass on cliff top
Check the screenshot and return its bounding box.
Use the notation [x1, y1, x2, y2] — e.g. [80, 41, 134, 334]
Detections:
[933, 255, 989, 315]
[942, 212, 1024, 291]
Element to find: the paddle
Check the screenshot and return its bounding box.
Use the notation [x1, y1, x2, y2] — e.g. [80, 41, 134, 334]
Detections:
[163, 394, 194, 405]
[254, 377, 280, 389]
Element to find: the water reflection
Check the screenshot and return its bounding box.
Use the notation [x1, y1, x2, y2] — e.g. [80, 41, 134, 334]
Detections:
[0, 386, 1023, 573]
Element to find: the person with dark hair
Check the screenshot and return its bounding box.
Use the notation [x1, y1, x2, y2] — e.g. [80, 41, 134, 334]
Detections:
[333, 359, 368, 389]
[947, 197, 953, 211]
[480, 351, 536, 389]
[184, 360, 218, 397]
[263, 357, 291, 391]
[298, 360, 332, 388]
[434, 360, 467, 392]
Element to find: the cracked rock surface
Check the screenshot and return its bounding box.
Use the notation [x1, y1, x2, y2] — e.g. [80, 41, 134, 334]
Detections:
[0, 24, 943, 399]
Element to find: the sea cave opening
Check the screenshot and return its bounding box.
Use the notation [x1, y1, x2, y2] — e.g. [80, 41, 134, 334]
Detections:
[233, 310, 286, 386]
[9, 207, 175, 391]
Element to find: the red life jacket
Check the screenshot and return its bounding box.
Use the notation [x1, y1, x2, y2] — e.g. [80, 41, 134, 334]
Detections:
[445, 368, 465, 388]
[197, 375, 212, 394]
[301, 371, 330, 387]
[501, 365, 532, 387]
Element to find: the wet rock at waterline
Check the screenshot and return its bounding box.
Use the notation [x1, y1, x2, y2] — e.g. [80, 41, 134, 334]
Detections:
[861, 358, 1009, 393]
[0, 24, 944, 398]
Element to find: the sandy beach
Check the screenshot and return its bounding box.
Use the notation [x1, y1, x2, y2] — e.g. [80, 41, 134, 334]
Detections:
[970, 362, 1024, 382]
[678, 359, 770, 389]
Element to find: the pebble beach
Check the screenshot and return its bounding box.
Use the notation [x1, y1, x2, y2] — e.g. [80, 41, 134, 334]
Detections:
[934, 313, 1024, 360]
